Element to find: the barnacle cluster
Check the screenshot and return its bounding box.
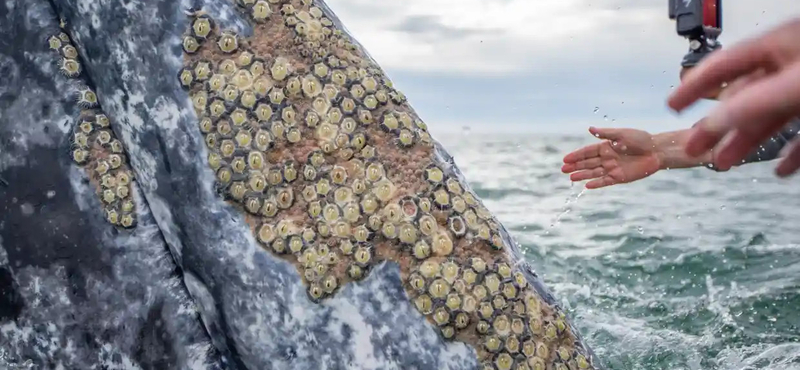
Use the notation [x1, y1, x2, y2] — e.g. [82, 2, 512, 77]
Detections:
[179, 2, 595, 369]
[47, 29, 137, 228]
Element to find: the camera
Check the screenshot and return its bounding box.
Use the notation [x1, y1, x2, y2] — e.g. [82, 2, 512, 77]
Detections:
[669, 0, 722, 70]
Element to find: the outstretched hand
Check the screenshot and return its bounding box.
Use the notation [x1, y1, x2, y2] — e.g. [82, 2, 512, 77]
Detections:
[561, 127, 661, 189]
[669, 18, 800, 177]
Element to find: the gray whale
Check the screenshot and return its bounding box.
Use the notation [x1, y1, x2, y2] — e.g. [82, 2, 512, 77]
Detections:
[0, 0, 601, 369]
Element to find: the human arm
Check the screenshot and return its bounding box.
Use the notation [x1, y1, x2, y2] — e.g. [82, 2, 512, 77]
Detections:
[562, 119, 800, 189]
[669, 18, 800, 177]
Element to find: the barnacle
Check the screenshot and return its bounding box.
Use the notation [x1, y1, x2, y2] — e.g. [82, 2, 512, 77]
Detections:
[281, 107, 298, 125]
[302, 74, 322, 97]
[432, 307, 450, 326]
[232, 69, 254, 89]
[419, 260, 440, 279]
[240, 195, 260, 213]
[182, 36, 200, 53]
[380, 113, 399, 132]
[217, 31, 239, 53]
[120, 214, 136, 228]
[353, 245, 372, 266]
[380, 222, 397, 239]
[352, 224, 370, 242]
[414, 294, 433, 315]
[270, 121, 286, 140]
[76, 88, 98, 108]
[335, 188, 354, 206]
[424, 165, 444, 184]
[96, 114, 110, 127]
[192, 15, 214, 39]
[251, 0, 272, 21]
[397, 129, 415, 148]
[412, 241, 430, 260]
[59, 57, 82, 77]
[253, 129, 273, 151]
[494, 353, 514, 370]
[270, 57, 291, 81]
[48, 35, 62, 50]
[254, 103, 273, 122]
[398, 223, 418, 245]
[176, 12, 591, 368]
[223, 84, 240, 102]
[428, 279, 450, 299]
[432, 232, 453, 256]
[347, 264, 364, 280]
[448, 215, 466, 237]
[276, 188, 294, 209]
[105, 208, 120, 225]
[286, 127, 302, 143]
[218, 59, 237, 76]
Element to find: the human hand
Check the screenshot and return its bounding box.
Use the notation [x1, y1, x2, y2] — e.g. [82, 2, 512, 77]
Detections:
[668, 18, 800, 177]
[561, 127, 661, 189]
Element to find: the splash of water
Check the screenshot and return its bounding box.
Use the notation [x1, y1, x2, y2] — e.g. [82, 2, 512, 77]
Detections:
[543, 182, 587, 236]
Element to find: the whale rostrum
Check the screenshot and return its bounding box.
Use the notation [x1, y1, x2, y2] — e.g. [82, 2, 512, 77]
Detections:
[0, 0, 600, 369]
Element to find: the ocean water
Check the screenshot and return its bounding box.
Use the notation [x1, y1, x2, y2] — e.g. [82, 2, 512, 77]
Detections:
[436, 132, 800, 370]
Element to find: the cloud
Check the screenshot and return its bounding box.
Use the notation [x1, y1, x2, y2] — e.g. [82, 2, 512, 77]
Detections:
[324, 0, 800, 133]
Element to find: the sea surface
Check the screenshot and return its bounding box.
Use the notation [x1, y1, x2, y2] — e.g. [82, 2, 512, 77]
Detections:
[436, 132, 800, 370]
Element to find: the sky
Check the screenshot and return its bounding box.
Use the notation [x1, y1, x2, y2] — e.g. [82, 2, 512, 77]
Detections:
[324, 0, 800, 135]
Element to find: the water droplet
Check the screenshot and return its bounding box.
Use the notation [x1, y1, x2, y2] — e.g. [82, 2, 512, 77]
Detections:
[752, 178, 758, 183]
[637, 226, 643, 234]
[603, 115, 608, 121]
[20, 203, 35, 216]
[593, 107, 599, 114]
[719, 205, 726, 210]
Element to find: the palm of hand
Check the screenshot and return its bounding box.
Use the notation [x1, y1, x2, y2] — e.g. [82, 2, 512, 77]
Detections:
[598, 135, 660, 184]
[562, 128, 661, 189]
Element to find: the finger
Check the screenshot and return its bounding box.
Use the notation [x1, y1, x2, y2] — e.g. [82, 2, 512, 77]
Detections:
[569, 167, 606, 182]
[561, 157, 603, 173]
[686, 62, 800, 158]
[668, 36, 771, 112]
[717, 69, 768, 101]
[585, 176, 616, 189]
[588, 126, 624, 141]
[776, 139, 800, 177]
[712, 129, 765, 169]
[685, 118, 727, 157]
[563, 142, 602, 164]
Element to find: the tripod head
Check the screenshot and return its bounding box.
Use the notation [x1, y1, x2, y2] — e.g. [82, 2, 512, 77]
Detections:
[669, 0, 723, 98]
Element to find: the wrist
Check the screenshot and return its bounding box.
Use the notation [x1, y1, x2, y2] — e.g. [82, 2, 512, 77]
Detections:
[653, 130, 714, 170]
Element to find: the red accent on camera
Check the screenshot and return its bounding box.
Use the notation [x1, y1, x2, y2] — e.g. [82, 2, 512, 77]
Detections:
[703, 0, 719, 28]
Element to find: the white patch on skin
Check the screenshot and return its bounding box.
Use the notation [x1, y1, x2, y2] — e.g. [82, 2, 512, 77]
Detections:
[0, 235, 7, 265]
[98, 343, 144, 370]
[67, 164, 99, 214]
[185, 343, 216, 370]
[76, 0, 102, 30]
[151, 96, 182, 130]
[144, 194, 183, 260]
[326, 299, 382, 370]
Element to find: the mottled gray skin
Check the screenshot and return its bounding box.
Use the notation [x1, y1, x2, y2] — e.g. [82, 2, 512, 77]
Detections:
[0, 1, 222, 369]
[0, 1, 598, 369]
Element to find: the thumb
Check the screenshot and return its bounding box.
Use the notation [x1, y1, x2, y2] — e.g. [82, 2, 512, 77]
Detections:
[589, 126, 624, 141]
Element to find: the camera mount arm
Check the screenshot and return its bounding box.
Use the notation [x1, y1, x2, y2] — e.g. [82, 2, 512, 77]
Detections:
[669, 0, 723, 98]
